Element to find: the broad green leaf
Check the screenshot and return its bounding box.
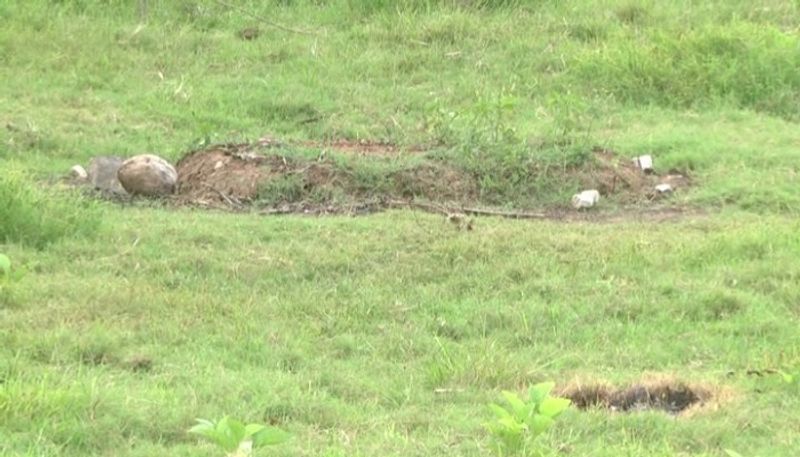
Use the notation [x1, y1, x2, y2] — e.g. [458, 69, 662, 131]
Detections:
[244, 423, 266, 438]
[528, 382, 555, 405]
[501, 391, 527, 418]
[496, 417, 525, 435]
[489, 403, 514, 421]
[0, 254, 10, 276]
[538, 397, 571, 418]
[528, 414, 554, 436]
[190, 419, 231, 450]
[252, 426, 290, 447]
[189, 418, 215, 434]
[216, 417, 245, 452]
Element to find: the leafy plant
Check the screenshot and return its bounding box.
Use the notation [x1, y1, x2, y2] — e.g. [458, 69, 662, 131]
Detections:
[485, 382, 571, 455]
[189, 417, 289, 457]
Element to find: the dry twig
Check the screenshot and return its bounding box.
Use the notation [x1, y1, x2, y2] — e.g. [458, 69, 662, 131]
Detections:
[213, 0, 318, 35]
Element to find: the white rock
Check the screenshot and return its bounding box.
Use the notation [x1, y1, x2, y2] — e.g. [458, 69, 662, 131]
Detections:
[572, 189, 600, 209]
[117, 154, 177, 197]
[70, 165, 88, 181]
[635, 155, 654, 173]
[655, 183, 673, 193]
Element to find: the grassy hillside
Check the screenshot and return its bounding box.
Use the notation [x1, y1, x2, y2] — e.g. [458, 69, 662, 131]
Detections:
[3, 0, 800, 208]
[2, 1, 800, 456]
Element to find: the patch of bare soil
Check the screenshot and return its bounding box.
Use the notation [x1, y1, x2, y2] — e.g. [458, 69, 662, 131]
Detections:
[175, 142, 474, 210]
[172, 142, 695, 221]
[176, 143, 269, 205]
[561, 379, 720, 415]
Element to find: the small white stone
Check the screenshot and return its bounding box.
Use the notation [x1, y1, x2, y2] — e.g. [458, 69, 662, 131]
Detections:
[655, 183, 673, 193]
[70, 165, 88, 180]
[635, 155, 654, 173]
[572, 189, 600, 209]
[213, 160, 224, 170]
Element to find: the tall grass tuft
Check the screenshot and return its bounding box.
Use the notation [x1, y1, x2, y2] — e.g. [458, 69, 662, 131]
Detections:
[0, 166, 102, 249]
[572, 22, 800, 118]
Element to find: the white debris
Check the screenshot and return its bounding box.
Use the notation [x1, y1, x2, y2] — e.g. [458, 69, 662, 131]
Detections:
[572, 189, 600, 209]
[70, 165, 88, 181]
[634, 155, 654, 173]
[655, 183, 673, 193]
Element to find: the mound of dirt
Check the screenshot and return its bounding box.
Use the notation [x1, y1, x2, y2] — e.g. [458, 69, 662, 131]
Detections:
[175, 143, 476, 210]
[172, 142, 691, 216]
[176, 144, 270, 204]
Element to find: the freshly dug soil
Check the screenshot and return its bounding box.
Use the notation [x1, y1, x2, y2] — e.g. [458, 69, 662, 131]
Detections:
[174, 142, 477, 208]
[173, 142, 691, 215]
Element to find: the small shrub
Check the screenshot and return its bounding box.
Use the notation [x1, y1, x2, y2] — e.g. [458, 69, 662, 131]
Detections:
[189, 417, 289, 457]
[0, 166, 101, 248]
[485, 382, 571, 455]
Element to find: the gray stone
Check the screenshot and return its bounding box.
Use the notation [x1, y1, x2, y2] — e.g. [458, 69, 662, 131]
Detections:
[88, 156, 127, 194]
[117, 154, 177, 197]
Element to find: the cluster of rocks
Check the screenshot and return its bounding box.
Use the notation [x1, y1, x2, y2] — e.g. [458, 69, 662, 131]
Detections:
[70, 154, 177, 198]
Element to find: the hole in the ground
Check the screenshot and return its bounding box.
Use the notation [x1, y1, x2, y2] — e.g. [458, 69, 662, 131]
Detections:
[562, 381, 712, 414]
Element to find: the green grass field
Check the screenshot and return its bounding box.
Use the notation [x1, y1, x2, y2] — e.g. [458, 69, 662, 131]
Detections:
[2, 1, 800, 456]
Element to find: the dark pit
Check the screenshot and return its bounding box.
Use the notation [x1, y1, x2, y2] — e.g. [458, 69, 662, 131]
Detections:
[563, 382, 710, 414]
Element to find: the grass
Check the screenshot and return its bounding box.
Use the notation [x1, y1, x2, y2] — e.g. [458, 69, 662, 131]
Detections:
[1, 0, 800, 456]
[0, 166, 101, 249]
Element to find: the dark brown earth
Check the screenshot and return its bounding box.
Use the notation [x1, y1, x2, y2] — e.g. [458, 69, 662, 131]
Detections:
[174, 142, 476, 208]
[561, 380, 713, 414]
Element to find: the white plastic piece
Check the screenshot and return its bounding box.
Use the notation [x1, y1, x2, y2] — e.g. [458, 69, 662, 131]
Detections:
[655, 183, 673, 193]
[572, 189, 600, 209]
[635, 155, 654, 173]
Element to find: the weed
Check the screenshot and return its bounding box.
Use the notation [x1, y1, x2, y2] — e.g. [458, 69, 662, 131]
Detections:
[485, 382, 571, 456]
[189, 417, 289, 457]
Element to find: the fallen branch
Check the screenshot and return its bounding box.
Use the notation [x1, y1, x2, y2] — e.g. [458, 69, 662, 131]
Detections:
[213, 0, 318, 36]
[388, 199, 548, 219]
[204, 184, 244, 210]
